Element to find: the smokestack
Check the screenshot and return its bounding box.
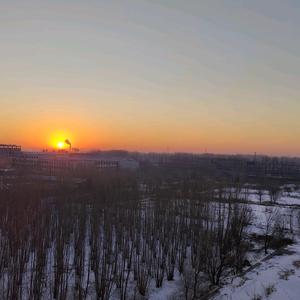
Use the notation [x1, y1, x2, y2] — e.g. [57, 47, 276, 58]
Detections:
[65, 139, 71, 150]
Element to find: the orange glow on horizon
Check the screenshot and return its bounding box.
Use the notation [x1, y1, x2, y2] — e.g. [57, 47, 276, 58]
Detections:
[48, 131, 74, 150]
[2, 117, 300, 156]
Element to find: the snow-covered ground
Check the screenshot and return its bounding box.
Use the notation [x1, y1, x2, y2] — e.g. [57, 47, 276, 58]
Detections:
[213, 240, 300, 300]
[148, 271, 182, 300]
[3, 183, 300, 299]
[142, 189, 300, 299]
[209, 184, 300, 300]
[215, 184, 300, 206]
[137, 184, 300, 300]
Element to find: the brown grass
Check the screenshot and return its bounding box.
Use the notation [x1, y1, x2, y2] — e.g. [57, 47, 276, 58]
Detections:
[293, 260, 300, 269]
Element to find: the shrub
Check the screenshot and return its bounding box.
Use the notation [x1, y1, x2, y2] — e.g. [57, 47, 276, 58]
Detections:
[264, 283, 276, 297]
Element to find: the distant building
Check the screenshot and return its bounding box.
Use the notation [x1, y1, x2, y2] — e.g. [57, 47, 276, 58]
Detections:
[0, 156, 12, 169]
[0, 144, 21, 169]
[119, 159, 139, 169]
[0, 144, 21, 155]
[0, 144, 140, 173]
[12, 151, 139, 173]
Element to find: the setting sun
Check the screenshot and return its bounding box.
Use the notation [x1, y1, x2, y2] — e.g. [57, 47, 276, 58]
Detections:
[57, 141, 64, 149]
[47, 130, 74, 150]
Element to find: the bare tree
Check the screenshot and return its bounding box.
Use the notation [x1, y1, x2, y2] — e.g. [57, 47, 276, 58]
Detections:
[263, 207, 278, 254]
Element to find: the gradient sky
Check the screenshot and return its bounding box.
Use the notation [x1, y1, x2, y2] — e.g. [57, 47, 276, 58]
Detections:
[1, 0, 300, 155]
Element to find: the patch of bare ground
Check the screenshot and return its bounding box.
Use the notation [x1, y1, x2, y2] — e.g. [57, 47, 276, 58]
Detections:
[293, 260, 300, 269]
[278, 268, 295, 280]
[264, 283, 276, 297]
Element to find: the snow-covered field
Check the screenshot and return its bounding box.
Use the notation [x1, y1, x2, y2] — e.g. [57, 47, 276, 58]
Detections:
[213, 241, 300, 300]
[216, 184, 300, 206]
[148, 272, 182, 300]
[2, 183, 300, 299]
[132, 184, 300, 300]
[145, 184, 300, 300]
[210, 184, 300, 300]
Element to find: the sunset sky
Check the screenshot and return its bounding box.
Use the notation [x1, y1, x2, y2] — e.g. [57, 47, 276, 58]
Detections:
[1, 0, 300, 155]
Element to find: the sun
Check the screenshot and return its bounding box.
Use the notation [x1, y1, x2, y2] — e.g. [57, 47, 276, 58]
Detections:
[57, 141, 64, 149]
[49, 131, 74, 150]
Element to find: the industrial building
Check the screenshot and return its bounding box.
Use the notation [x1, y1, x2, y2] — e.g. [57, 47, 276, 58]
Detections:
[0, 144, 22, 169]
[10, 150, 139, 174]
[0, 144, 21, 155]
[0, 143, 139, 175]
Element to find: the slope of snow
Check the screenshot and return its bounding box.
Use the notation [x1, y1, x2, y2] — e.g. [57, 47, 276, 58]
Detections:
[213, 241, 300, 300]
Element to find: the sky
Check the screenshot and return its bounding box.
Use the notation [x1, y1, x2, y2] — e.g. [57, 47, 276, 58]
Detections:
[1, 0, 300, 156]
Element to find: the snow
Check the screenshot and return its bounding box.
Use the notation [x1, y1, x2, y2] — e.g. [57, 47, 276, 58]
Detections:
[213, 240, 300, 300]
[145, 187, 300, 300]
[209, 184, 300, 300]
[215, 185, 300, 207]
[149, 271, 182, 300]
[117, 185, 300, 300]
[3, 182, 300, 299]
[279, 192, 300, 206]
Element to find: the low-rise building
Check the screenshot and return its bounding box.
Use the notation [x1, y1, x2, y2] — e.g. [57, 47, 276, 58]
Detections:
[12, 151, 139, 173]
